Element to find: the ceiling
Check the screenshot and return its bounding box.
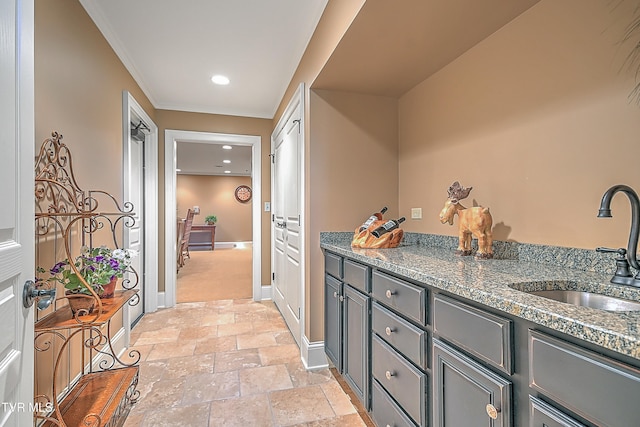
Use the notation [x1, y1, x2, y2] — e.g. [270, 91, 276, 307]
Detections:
[176, 142, 252, 176]
[80, 0, 328, 119]
[81, 0, 541, 175]
[313, 0, 541, 96]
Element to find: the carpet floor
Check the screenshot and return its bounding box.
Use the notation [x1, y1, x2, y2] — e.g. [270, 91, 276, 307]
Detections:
[177, 247, 252, 303]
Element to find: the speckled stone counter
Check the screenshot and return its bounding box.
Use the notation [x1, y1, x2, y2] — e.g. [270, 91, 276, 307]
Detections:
[320, 232, 640, 360]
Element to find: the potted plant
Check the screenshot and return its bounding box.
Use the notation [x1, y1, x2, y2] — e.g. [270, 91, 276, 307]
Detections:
[38, 246, 138, 314]
[204, 214, 217, 225]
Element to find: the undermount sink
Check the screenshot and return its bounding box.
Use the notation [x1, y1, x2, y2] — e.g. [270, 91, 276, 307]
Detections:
[529, 290, 640, 312]
[507, 281, 640, 312]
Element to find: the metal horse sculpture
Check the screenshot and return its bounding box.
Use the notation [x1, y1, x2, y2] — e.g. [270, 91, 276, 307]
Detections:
[439, 181, 493, 259]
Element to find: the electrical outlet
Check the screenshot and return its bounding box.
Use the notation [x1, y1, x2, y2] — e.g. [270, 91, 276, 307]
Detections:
[411, 207, 422, 219]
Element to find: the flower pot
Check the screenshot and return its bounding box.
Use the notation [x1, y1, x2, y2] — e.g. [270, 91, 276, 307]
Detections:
[101, 277, 117, 299]
[66, 292, 95, 316]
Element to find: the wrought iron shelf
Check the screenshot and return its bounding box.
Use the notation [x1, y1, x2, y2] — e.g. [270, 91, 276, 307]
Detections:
[34, 132, 140, 427]
[41, 367, 139, 427]
[35, 290, 138, 332]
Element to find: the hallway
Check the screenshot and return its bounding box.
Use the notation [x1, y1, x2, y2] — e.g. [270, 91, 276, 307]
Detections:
[123, 299, 370, 426]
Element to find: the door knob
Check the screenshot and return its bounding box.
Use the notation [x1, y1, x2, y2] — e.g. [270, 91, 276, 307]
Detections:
[485, 403, 499, 420]
[23, 280, 57, 310]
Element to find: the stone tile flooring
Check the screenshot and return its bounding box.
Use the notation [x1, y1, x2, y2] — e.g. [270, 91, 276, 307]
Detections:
[123, 299, 371, 427]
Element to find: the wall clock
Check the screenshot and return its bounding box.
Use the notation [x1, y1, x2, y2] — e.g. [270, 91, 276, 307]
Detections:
[234, 185, 252, 203]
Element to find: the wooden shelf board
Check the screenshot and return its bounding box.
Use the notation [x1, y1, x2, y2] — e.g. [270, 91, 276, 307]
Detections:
[35, 290, 137, 331]
[43, 366, 138, 427]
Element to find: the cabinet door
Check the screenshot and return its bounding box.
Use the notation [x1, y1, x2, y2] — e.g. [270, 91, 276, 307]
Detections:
[433, 339, 512, 427]
[324, 274, 342, 370]
[343, 284, 370, 409]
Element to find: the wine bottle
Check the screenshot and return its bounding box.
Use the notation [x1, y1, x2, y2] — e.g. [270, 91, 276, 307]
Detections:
[358, 206, 388, 232]
[371, 217, 405, 238]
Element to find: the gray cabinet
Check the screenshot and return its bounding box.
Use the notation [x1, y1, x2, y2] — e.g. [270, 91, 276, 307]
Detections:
[432, 339, 512, 427]
[324, 273, 342, 370]
[343, 284, 370, 407]
[529, 396, 586, 427]
[529, 330, 640, 427]
[323, 252, 370, 409]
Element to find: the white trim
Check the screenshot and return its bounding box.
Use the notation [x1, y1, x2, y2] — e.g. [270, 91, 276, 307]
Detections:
[157, 292, 167, 309]
[261, 285, 272, 301]
[301, 336, 328, 371]
[164, 130, 262, 307]
[122, 91, 159, 316]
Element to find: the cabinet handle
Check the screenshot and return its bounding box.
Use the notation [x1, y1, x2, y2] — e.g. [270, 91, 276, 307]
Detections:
[385, 289, 396, 299]
[385, 326, 395, 336]
[339, 296, 344, 302]
[333, 291, 338, 298]
[385, 370, 395, 380]
[485, 403, 499, 420]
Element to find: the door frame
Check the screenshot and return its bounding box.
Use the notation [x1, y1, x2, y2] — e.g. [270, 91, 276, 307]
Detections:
[122, 91, 159, 316]
[164, 130, 262, 307]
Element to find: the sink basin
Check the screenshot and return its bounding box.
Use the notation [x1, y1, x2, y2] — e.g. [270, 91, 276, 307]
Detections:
[529, 290, 640, 312]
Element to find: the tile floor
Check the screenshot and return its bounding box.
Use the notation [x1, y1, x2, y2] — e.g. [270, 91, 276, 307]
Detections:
[123, 299, 371, 427]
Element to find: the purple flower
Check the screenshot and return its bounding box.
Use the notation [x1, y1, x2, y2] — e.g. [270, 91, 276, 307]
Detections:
[95, 256, 105, 262]
[109, 259, 119, 269]
[50, 261, 67, 274]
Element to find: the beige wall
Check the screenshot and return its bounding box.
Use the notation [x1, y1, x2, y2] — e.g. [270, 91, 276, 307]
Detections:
[155, 109, 272, 286]
[308, 89, 399, 339]
[177, 175, 252, 242]
[398, 0, 640, 251]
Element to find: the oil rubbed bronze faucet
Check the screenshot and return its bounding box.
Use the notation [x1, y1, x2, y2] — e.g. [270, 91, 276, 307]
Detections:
[597, 185, 640, 287]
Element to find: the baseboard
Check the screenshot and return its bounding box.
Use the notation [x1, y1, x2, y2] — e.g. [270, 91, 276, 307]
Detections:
[214, 241, 252, 250]
[261, 285, 272, 300]
[301, 335, 328, 370]
[157, 291, 166, 308]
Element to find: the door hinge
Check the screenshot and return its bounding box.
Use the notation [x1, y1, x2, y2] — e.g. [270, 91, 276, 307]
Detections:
[293, 119, 301, 133]
[298, 215, 301, 226]
[272, 214, 275, 222]
[299, 307, 301, 318]
[269, 153, 275, 163]
[272, 272, 275, 281]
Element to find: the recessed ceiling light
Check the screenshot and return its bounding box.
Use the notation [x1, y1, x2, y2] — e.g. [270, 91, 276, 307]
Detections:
[223, 160, 231, 164]
[224, 170, 231, 174]
[211, 75, 230, 85]
[222, 145, 232, 150]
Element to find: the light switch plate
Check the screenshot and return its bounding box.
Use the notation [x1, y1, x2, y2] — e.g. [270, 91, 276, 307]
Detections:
[411, 207, 422, 219]
[264, 202, 271, 212]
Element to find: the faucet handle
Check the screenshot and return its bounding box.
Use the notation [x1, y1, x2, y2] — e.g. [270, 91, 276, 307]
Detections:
[596, 247, 627, 257]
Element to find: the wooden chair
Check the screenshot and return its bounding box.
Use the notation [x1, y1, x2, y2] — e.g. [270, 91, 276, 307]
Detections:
[176, 218, 185, 270]
[180, 209, 195, 265]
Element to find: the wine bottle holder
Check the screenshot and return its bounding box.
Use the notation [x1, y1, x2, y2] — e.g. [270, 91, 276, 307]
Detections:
[351, 219, 404, 249]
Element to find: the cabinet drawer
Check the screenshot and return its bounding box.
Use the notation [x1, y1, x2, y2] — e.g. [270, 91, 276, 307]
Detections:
[324, 252, 343, 279]
[529, 396, 586, 427]
[529, 330, 640, 427]
[372, 334, 427, 426]
[433, 294, 512, 374]
[371, 379, 418, 427]
[372, 270, 427, 325]
[343, 259, 369, 293]
[372, 301, 427, 370]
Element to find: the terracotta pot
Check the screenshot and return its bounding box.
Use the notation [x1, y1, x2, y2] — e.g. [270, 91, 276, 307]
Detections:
[101, 277, 117, 299]
[66, 292, 95, 316]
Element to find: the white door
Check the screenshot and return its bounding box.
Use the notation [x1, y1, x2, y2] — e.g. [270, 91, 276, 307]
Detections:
[0, 0, 34, 425]
[125, 135, 144, 326]
[272, 87, 303, 346]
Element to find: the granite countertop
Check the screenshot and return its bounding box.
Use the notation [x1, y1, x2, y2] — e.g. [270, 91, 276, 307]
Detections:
[320, 232, 640, 361]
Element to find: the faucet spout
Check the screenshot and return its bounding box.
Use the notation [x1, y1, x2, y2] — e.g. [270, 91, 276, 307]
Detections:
[598, 185, 640, 273]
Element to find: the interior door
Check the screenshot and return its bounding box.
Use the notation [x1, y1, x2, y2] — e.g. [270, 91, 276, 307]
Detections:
[272, 93, 303, 346]
[0, 0, 34, 425]
[125, 134, 144, 326]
